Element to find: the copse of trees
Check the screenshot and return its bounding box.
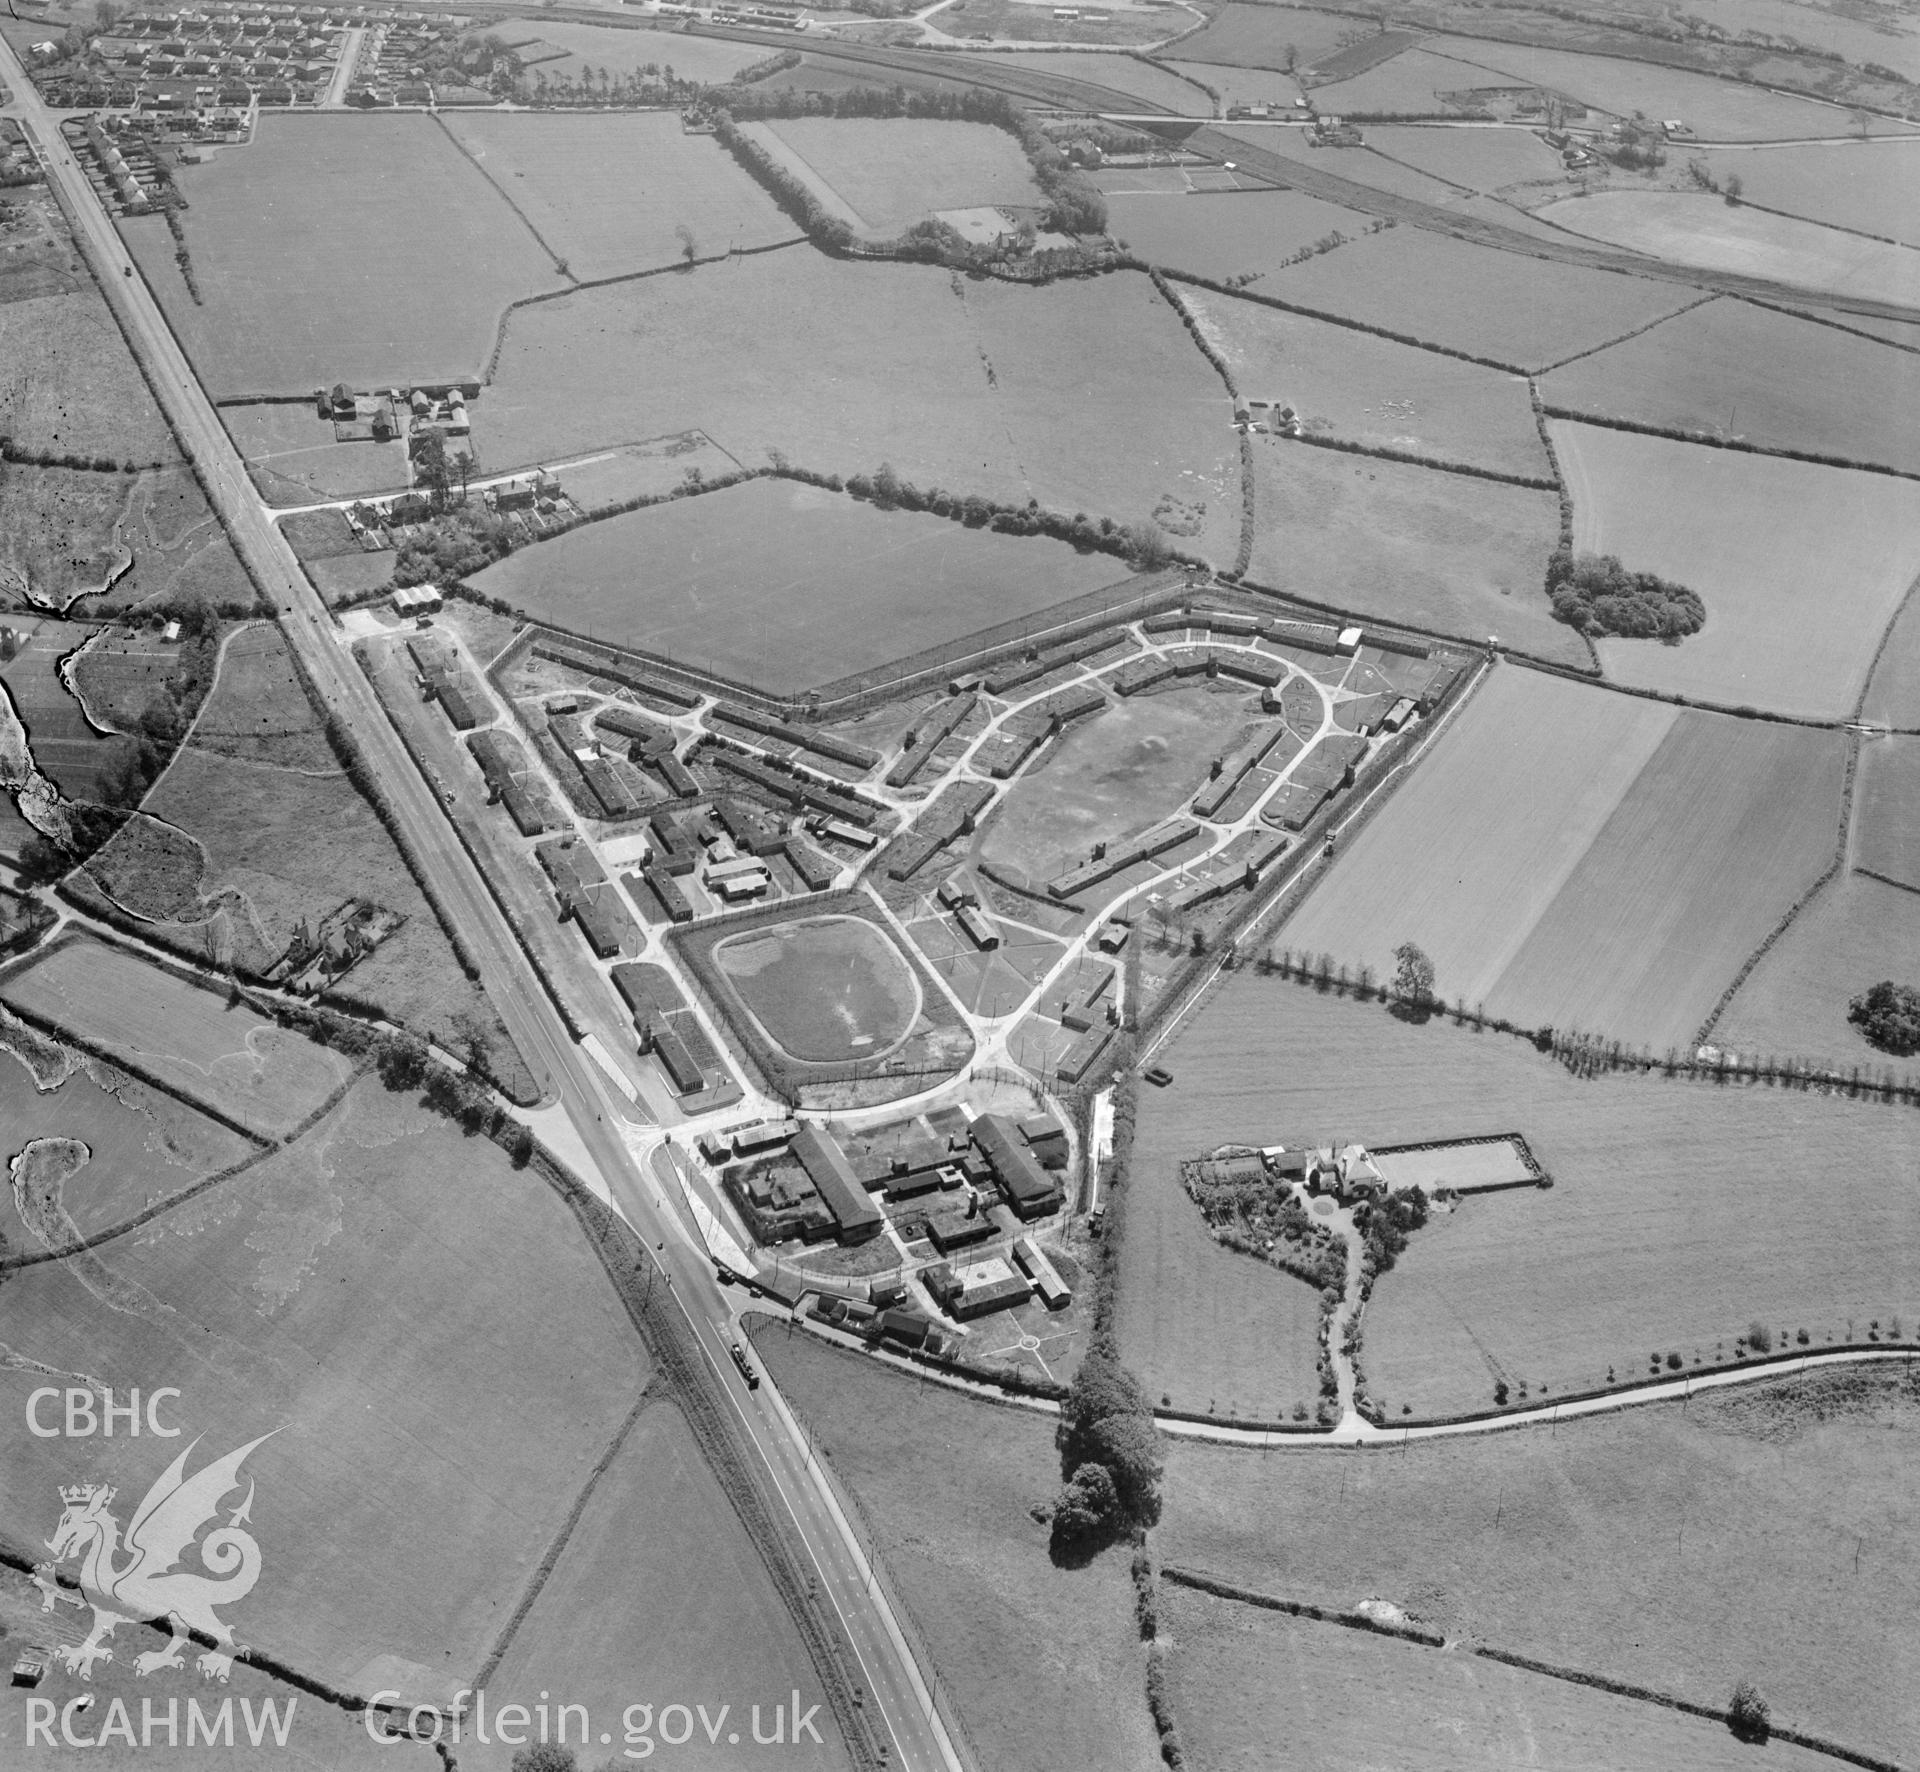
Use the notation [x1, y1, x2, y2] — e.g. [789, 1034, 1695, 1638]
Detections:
[1849, 980, 1920, 1055]
[1545, 549, 1705, 640]
[1051, 1349, 1164, 1552]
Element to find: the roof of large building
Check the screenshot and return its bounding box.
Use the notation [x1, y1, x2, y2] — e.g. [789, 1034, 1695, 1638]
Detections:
[791, 1124, 883, 1238]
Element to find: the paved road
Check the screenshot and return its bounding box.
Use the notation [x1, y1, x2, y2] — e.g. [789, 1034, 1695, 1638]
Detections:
[0, 45, 960, 1772]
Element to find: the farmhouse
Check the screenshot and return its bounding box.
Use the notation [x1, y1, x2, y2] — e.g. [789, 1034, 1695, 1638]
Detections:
[791, 1123, 885, 1243]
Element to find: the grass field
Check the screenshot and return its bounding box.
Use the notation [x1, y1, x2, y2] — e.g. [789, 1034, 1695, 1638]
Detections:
[980, 49, 1213, 110]
[1714, 872, 1920, 1070]
[760, 117, 1040, 234]
[1134, 979, 1920, 1420]
[474, 1397, 843, 1772]
[1160, 1583, 1840, 1772]
[1283, 668, 1846, 1051]
[1246, 443, 1576, 662]
[442, 111, 797, 283]
[1861, 586, 1920, 728]
[1537, 190, 1920, 308]
[1361, 121, 1566, 192]
[0, 1047, 255, 1246]
[224, 403, 409, 506]
[1160, 1365, 1920, 1767]
[469, 476, 1132, 692]
[1306, 45, 1507, 114]
[1543, 297, 1920, 479]
[1181, 284, 1551, 479]
[0, 1077, 642, 1702]
[1687, 139, 1920, 249]
[1, 936, 352, 1137]
[491, 15, 769, 82]
[1553, 420, 1920, 717]
[0, 464, 138, 615]
[0, 288, 177, 466]
[978, 686, 1251, 883]
[1263, 224, 1700, 369]
[716, 914, 922, 1063]
[934, 0, 1175, 47]
[476, 255, 1241, 565]
[1171, 4, 1372, 72]
[188, 622, 336, 770]
[1104, 188, 1374, 284]
[1854, 737, 1920, 888]
[0, 617, 132, 801]
[750, 1322, 1160, 1772]
[64, 627, 181, 736]
[120, 113, 564, 397]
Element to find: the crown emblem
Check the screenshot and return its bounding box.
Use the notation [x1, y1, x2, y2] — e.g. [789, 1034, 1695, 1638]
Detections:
[59, 1484, 110, 1507]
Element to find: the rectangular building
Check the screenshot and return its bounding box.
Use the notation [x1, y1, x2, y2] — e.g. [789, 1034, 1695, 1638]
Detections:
[791, 1124, 885, 1243]
[971, 1114, 1064, 1221]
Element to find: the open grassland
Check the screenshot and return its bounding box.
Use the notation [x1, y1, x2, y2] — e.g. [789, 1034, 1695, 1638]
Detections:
[750, 1323, 1160, 1772]
[1690, 139, 1920, 249]
[470, 477, 1128, 692]
[1263, 225, 1701, 369]
[935, 0, 1174, 47]
[980, 686, 1253, 883]
[1715, 872, 1920, 1070]
[1181, 284, 1551, 478]
[120, 113, 564, 397]
[0, 1078, 641, 1701]
[1855, 737, 1920, 887]
[0, 618, 131, 801]
[1361, 121, 1566, 192]
[1, 937, 352, 1137]
[494, 16, 769, 82]
[1440, 36, 1910, 139]
[442, 111, 798, 283]
[1137, 981, 1920, 1420]
[980, 49, 1213, 109]
[1306, 46, 1500, 115]
[478, 255, 1240, 561]
[0, 1049, 255, 1246]
[66, 627, 183, 736]
[1160, 1365, 1920, 1769]
[477, 1398, 843, 1772]
[224, 403, 409, 506]
[100, 466, 254, 613]
[1105, 188, 1375, 284]
[1160, 1583, 1841, 1772]
[0, 289, 177, 465]
[0, 464, 137, 616]
[1247, 443, 1576, 662]
[1536, 190, 1920, 308]
[761, 117, 1041, 233]
[1554, 420, 1920, 717]
[1172, 4, 1371, 71]
[1288, 682, 1846, 1051]
[1543, 296, 1920, 478]
[188, 622, 335, 770]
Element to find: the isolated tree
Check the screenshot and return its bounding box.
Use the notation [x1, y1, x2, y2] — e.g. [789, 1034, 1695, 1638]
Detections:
[1723, 171, 1743, 204]
[1050, 1461, 1120, 1547]
[1850, 980, 1920, 1055]
[1392, 942, 1436, 1010]
[1728, 1680, 1770, 1745]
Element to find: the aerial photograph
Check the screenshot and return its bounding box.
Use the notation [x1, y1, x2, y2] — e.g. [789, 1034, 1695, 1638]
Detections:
[0, 0, 1918, 1764]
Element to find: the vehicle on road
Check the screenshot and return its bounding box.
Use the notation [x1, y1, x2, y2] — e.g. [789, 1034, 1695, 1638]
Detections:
[730, 1342, 760, 1389]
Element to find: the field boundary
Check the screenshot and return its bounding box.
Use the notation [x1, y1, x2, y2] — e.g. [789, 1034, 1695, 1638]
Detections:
[1540, 402, 1920, 486]
[1748, 293, 1920, 359]
[1533, 289, 1724, 375]
[430, 111, 577, 279]
[1273, 427, 1558, 491]
[1158, 1566, 1908, 1771]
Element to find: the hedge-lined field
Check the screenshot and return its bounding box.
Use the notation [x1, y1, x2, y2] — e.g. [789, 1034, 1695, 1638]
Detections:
[1361, 122, 1565, 193]
[442, 110, 799, 283]
[1854, 738, 1920, 888]
[1159, 1364, 1920, 1768]
[1554, 420, 1920, 717]
[224, 403, 410, 506]
[120, 113, 565, 395]
[1106, 188, 1374, 285]
[1180, 284, 1551, 479]
[757, 116, 1041, 234]
[1686, 138, 1920, 250]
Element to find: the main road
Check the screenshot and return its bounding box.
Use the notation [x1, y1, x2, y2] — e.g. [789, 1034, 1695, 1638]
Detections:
[0, 45, 961, 1772]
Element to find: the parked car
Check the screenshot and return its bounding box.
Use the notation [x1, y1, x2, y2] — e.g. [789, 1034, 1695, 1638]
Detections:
[1144, 1065, 1174, 1087]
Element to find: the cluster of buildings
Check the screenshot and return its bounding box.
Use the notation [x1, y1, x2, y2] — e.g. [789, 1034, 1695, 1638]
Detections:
[262, 900, 400, 991]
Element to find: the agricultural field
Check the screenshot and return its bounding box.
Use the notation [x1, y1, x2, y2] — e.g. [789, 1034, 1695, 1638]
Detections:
[179, 620, 335, 770]
[1554, 420, 1920, 717]
[1133, 978, 1920, 1421]
[473, 1398, 844, 1772]
[0, 1042, 256, 1247]
[224, 403, 409, 506]
[0, 1077, 642, 1701]
[1179, 283, 1552, 479]
[442, 111, 798, 283]
[1685, 139, 1920, 250]
[978, 686, 1252, 884]
[1169, 3, 1373, 72]
[1542, 296, 1920, 478]
[1, 936, 353, 1137]
[750, 1322, 1161, 1772]
[117, 113, 565, 397]
[549, 430, 742, 514]
[1261, 224, 1703, 369]
[1536, 190, 1920, 310]
[0, 617, 134, 801]
[1713, 872, 1920, 1071]
[1862, 591, 1920, 730]
[476, 254, 1241, 564]
[1103, 187, 1375, 284]
[1305, 45, 1507, 114]
[1160, 1365, 1920, 1767]
[933, 0, 1176, 47]
[489, 16, 769, 83]
[715, 914, 922, 1064]
[978, 49, 1214, 110]
[1283, 666, 1848, 1051]
[758, 118, 1041, 234]
[471, 476, 1134, 695]
[1855, 737, 1920, 889]
[1360, 121, 1567, 193]
[1159, 1583, 1841, 1772]
[0, 288, 177, 466]
[1246, 443, 1576, 663]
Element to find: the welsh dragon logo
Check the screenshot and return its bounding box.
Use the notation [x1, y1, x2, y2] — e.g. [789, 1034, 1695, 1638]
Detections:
[31, 1433, 276, 1682]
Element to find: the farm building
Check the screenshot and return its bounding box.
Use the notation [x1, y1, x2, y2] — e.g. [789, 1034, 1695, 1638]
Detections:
[971, 1114, 1065, 1222]
[791, 1124, 885, 1243]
